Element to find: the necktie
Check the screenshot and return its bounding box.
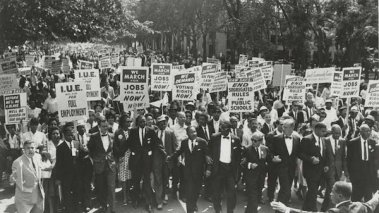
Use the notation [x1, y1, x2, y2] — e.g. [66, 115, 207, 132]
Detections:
[255, 147, 260, 159]
[319, 138, 323, 157]
[334, 139, 338, 155]
[160, 130, 163, 140]
[31, 159, 36, 171]
[233, 129, 236, 135]
[204, 126, 208, 140]
[191, 140, 194, 152]
[364, 140, 368, 161]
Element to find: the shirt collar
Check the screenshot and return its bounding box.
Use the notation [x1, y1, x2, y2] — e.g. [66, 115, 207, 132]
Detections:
[360, 136, 368, 143]
[313, 133, 319, 142]
[335, 200, 351, 208]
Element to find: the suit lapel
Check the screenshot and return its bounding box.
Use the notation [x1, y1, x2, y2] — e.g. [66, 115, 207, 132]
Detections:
[22, 155, 37, 178]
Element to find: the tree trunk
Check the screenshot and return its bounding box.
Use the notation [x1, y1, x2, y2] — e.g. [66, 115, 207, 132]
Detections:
[202, 33, 207, 62]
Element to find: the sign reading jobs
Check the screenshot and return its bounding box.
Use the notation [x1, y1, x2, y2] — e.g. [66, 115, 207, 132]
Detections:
[228, 79, 254, 112]
[151, 63, 172, 91]
[56, 82, 88, 122]
[74, 69, 101, 101]
[117, 67, 149, 111]
[341, 67, 361, 98]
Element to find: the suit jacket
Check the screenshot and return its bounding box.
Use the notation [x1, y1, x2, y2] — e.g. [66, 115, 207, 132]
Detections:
[55, 140, 81, 181]
[288, 110, 304, 128]
[126, 127, 166, 173]
[11, 154, 45, 204]
[261, 123, 274, 135]
[209, 133, 242, 181]
[207, 119, 217, 136]
[299, 134, 331, 181]
[154, 128, 178, 170]
[346, 118, 358, 140]
[87, 132, 116, 174]
[241, 145, 269, 180]
[347, 137, 376, 183]
[288, 198, 379, 213]
[325, 138, 348, 180]
[171, 137, 210, 181]
[230, 127, 243, 141]
[88, 126, 100, 134]
[270, 134, 300, 175]
[303, 106, 316, 122]
[196, 124, 212, 143]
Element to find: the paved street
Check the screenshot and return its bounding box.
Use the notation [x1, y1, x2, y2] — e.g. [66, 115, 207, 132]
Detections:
[0, 182, 322, 213]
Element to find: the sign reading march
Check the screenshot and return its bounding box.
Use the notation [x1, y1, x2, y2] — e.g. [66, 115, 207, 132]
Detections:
[173, 71, 197, 101]
[365, 80, 379, 107]
[228, 78, 254, 112]
[341, 67, 361, 98]
[56, 82, 88, 122]
[118, 67, 148, 111]
[151, 63, 172, 91]
[74, 69, 101, 101]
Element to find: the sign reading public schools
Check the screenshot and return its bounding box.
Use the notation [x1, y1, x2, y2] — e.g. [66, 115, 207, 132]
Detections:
[282, 76, 306, 104]
[56, 81, 88, 122]
[74, 69, 101, 101]
[227, 78, 254, 112]
[117, 66, 148, 111]
[341, 67, 361, 98]
[151, 63, 172, 91]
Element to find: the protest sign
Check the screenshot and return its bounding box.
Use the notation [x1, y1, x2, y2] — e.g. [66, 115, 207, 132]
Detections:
[137, 45, 144, 54]
[4, 93, 28, 124]
[4, 93, 27, 109]
[245, 68, 267, 91]
[51, 60, 62, 74]
[305, 67, 335, 84]
[200, 63, 218, 90]
[365, 80, 379, 107]
[272, 64, 292, 87]
[259, 61, 273, 67]
[330, 71, 342, 97]
[0, 57, 18, 75]
[282, 76, 306, 104]
[117, 67, 149, 111]
[0, 74, 18, 91]
[151, 63, 172, 91]
[341, 67, 361, 98]
[25, 55, 35, 66]
[172, 65, 185, 70]
[173, 70, 197, 101]
[239, 54, 248, 65]
[111, 53, 119, 65]
[99, 56, 111, 69]
[74, 69, 101, 101]
[18, 67, 32, 76]
[261, 65, 273, 81]
[210, 72, 228, 93]
[227, 78, 254, 112]
[56, 81, 88, 123]
[206, 58, 221, 65]
[78, 60, 94, 69]
[0, 88, 24, 96]
[5, 107, 27, 124]
[43, 56, 56, 70]
[126, 57, 142, 67]
[3, 52, 17, 61]
[61, 58, 70, 74]
[248, 60, 259, 68]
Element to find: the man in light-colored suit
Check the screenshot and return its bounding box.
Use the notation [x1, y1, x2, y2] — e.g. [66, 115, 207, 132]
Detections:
[11, 140, 45, 213]
[153, 115, 178, 210]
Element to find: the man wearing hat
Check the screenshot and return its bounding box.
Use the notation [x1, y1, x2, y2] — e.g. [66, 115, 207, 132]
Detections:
[257, 106, 268, 127]
[324, 99, 338, 131]
[347, 106, 359, 141]
[153, 115, 178, 210]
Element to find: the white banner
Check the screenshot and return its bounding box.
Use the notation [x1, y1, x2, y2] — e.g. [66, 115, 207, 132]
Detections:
[341, 67, 361, 98]
[4, 93, 28, 124]
[74, 69, 101, 101]
[99, 56, 111, 69]
[56, 81, 88, 122]
[227, 78, 254, 112]
[305, 67, 335, 83]
[200, 63, 217, 90]
[261, 65, 273, 81]
[151, 63, 172, 91]
[245, 68, 267, 91]
[126, 57, 142, 67]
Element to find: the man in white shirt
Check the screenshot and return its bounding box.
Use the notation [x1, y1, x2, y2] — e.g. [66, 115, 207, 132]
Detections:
[22, 118, 47, 148]
[42, 90, 58, 114]
[324, 99, 338, 130]
[242, 117, 265, 148]
[172, 112, 188, 144]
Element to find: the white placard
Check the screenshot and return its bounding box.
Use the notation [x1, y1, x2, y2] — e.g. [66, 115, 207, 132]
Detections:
[56, 81, 88, 122]
[74, 69, 101, 101]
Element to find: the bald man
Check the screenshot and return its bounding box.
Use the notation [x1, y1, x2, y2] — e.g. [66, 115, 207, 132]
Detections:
[322, 125, 348, 211]
[347, 124, 377, 202]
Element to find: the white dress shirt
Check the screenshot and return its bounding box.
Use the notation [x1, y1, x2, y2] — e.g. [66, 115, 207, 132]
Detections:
[188, 139, 196, 152]
[213, 120, 220, 133]
[158, 129, 165, 147]
[284, 135, 293, 155]
[139, 128, 146, 146]
[101, 134, 110, 151]
[203, 125, 210, 140]
[360, 137, 369, 161]
[220, 134, 232, 163]
[313, 133, 323, 157]
[8, 134, 20, 149]
[329, 136, 339, 155]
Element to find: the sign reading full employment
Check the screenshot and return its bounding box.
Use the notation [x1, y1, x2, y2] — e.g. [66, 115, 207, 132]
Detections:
[228, 79, 254, 112]
[74, 69, 101, 101]
[78, 60, 94, 69]
[341, 67, 361, 98]
[56, 81, 88, 123]
[365, 80, 379, 107]
[305, 67, 335, 83]
[0, 57, 18, 75]
[173, 69, 197, 101]
[4, 93, 28, 124]
[200, 63, 217, 90]
[330, 71, 342, 97]
[151, 63, 172, 91]
[283, 76, 306, 104]
[117, 67, 149, 111]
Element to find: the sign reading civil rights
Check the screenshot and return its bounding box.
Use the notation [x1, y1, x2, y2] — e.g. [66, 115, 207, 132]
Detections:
[74, 69, 101, 101]
[151, 63, 172, 91]
[366, 80, 379, 108]
[117, 67, 149, 111]
[282, 76, 306, 104]
[56, 81, 88, 122]
[305, 67, 335, 84]
[173, 69, 197, 101]
[227, 78, 254, 112]
[78, 60, 94, 69]
[341, 67, 361, 98]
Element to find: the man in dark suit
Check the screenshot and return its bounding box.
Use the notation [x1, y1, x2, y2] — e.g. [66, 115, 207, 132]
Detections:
[288, 102, 304, 129]
[322, 124, 348, 211]
[270, 118, 300, 206]
[87, 117, 117, 213]
[153, 115, 178, 210]
[125, 115, 166, 212]
[261, 111, 274, 135]
[55, 123, 82, 213]
[303, 100, 316, 123]
[242, 131, 269, 213]
[196, 112, 213, 144]
[209, 121, 242, 213]
[333, 106, 347, 136]
[272, 181, 379, 213]
[230, 116, 243, 140]
[346, 107, 359, 141]
[347, 124, 377, 202]
[207, 106, 221, 136]
[168, 126, 211, 213]
[300, 122, 330, 211]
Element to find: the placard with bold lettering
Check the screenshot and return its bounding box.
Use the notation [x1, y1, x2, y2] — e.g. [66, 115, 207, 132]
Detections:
[0, 57, 18, 75]
[99, 56, 111, 69]
[330, 71, 342, 97]
[151, 63, 172, 91]
[78, 60, 94, 69]
[0, 74, 18, 91]
[366, 80, 379, 108]
[305, 67, 335, 84]
[173, 69, 197, 101]
[245, 68, 267, 91]
[200, 63, 217, 90]
[282, 76, 306, 104]
[227, 78, 254, 112]
[74, 69, 101, 101]
[341, 67, 361, 98]
[56, 81, 88, 122]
